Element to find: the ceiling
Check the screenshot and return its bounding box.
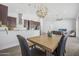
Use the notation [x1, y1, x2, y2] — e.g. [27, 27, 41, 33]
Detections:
[1, 3, 79, 21]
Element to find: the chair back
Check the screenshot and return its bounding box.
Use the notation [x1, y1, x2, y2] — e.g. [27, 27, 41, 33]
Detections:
[55, 31, 71, 56]
[17, 35, 31, 56]
[59, 31, 71, 56]
[54, 35, 65, 56]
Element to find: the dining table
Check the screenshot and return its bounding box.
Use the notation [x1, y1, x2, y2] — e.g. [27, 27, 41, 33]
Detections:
[28, 34, 62, 56]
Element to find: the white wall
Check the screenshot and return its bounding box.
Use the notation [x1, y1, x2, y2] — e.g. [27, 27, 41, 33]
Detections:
[76, 14, 79, 38]
[43, 19, 76, 33]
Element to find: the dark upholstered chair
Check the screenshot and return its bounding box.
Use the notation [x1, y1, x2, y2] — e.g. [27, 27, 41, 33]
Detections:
[52, 31, 70, 56]
[51, 31, 63, 35]
[17, 35, 45, 56]
[59, 32, 70, 56]
[69, 30, 76, 37]
[52, 35, 65, 56]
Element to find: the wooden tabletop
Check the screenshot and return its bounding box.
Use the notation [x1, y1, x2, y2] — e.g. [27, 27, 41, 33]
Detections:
[28, 34, 62, 52]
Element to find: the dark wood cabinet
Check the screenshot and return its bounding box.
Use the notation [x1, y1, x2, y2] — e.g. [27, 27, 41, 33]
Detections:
[0, 4, 8, 25]
[7, 16, 16, 30]
[24, 20, 28, 28]
[24, 20, 40, 30]
[29, 20, 40, 30]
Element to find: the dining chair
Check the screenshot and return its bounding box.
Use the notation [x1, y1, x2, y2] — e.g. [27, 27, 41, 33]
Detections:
[52, 31, 71, 56]
[52, 35, 65, 56]
[59, 32, 71, 56]
[17, 35, 45, 56]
